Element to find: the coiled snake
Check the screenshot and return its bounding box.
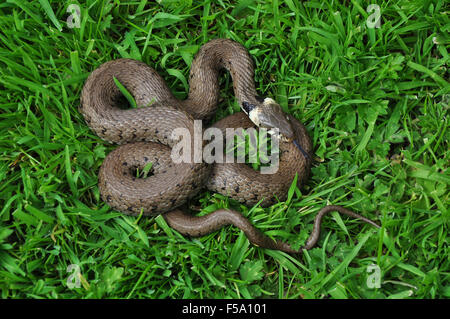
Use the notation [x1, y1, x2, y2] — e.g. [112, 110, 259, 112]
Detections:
[80, 39, 379, 254]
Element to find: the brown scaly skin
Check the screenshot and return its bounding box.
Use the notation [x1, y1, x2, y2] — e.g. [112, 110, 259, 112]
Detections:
[80, 39, 380, 254]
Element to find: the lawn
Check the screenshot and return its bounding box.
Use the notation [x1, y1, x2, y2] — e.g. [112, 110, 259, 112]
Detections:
[0, 0, 448, 299]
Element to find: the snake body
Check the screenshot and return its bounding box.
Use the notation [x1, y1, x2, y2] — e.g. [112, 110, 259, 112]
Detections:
[81, 39, 379, 254]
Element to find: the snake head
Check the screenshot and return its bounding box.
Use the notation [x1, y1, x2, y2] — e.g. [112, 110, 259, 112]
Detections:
[242, 98, 311, 160]
[242, 98, 294, 141]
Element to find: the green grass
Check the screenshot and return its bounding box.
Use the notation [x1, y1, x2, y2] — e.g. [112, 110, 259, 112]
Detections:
[0, 0, 449, 299]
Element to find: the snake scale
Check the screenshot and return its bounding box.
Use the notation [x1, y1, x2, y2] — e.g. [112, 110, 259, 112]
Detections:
[80, 39, 379, 254]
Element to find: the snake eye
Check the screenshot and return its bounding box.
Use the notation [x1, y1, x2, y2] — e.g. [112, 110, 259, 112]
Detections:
[254, 95, 265, 102]
[242, 101, 256, 114]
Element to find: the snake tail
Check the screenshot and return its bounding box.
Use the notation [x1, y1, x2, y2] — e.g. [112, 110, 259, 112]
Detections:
[163, 205, 380, 254]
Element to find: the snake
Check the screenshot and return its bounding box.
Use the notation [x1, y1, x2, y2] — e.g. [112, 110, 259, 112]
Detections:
[80, 39, 380, 254]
